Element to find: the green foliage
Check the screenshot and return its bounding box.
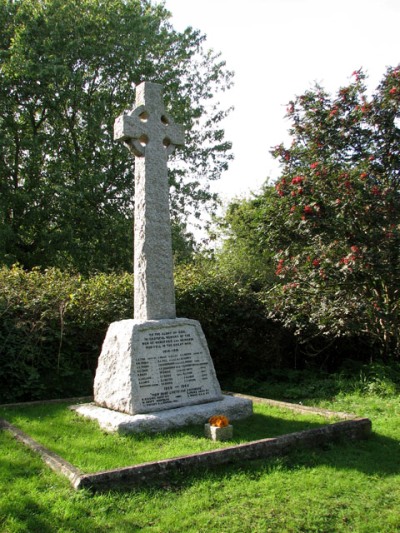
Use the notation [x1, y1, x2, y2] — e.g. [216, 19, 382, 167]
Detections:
[0, 265, 133, 402]
[338, 360, 400, 397]
[0, 265, 83, 400]
[215, 189, 276, 290]
[175, 261, 293, 380]
[266, 66, 400, 357]
[0, 0, 233, 273]
[5, 262, 395, 403]
[218, 66, 400, 359]
[171, 221, 198, 264]
[229, 362, 400, 402]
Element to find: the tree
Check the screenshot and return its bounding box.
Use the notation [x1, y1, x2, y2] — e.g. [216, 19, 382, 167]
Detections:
[0, 0, 233, 272]
[262, 66, 400, 358]
[214, 188, 276, 289]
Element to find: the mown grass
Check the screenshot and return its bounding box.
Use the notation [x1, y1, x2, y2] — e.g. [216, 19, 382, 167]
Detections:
[0, 402, 334, 472]
[1, 380, 399, 532]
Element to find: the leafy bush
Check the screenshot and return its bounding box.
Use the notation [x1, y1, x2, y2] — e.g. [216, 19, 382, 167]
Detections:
[228, 363, 400, 401]
[0, 266, 133, 402]
[214, 191, 277, 290]
[175, 262, 294, 380]
[0, 266, 84, 401]
[4, 263, 392, 403]
[266, 66, 400, 358]
[217, 66, 400, 360]
[337, 361, 400, 397]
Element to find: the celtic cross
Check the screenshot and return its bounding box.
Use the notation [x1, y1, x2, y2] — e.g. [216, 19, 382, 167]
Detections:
[114, 82, 185, 320]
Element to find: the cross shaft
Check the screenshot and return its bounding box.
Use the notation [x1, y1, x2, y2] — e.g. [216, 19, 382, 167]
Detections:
[114, 82, 185, 320]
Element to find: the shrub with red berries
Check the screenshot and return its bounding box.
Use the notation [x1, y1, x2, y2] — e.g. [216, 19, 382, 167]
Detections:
[265, 66, 400, 357]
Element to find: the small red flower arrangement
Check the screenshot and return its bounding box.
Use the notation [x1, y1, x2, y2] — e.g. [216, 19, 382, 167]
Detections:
[209, 415, 229, 428]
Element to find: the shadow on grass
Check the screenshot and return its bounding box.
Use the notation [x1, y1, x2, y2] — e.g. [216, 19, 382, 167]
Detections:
[0, 494, 56, 533]
[128, 430, 400, 496]
[219, 412, 331, 442]
[0, 431, 43, 478]
[0, 433, 64, 533]
[317, 431, 400, 476]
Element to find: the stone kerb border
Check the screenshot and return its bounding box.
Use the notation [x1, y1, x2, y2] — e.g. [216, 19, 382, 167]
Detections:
[0, 393, 371, 491]
[0, 417, 82, 487]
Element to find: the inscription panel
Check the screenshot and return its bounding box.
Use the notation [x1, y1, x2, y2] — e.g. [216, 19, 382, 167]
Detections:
[133, 323, 221, 412]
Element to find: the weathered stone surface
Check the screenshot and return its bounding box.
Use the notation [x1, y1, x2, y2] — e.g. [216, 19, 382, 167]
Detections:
[94, 318, 224, 415]
[73, 395, 252, 434]
[114, 82, 184, 321]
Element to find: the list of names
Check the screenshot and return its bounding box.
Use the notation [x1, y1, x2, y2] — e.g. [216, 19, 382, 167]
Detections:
[135, 327, 214, 409]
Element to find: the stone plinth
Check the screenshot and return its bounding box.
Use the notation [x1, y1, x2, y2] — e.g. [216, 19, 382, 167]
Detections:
[72, 395, 252, 434]
[94, 318, 224, 415]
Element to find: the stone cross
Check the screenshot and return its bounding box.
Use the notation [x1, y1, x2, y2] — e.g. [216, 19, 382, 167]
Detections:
[114, 82, 185, 321]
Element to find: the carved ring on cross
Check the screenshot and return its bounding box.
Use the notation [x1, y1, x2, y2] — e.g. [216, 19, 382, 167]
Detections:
[124, 105, 177, 158]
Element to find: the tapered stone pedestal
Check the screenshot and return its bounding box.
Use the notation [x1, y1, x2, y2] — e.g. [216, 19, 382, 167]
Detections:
[93, 318, 224, 415]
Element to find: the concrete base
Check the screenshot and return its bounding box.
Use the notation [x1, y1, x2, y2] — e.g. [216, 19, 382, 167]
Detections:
[71, 395, 253, 434]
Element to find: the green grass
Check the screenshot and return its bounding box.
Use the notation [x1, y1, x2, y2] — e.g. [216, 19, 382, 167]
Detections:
[1, 383, 399, 532]
[0, 402, 334, 472]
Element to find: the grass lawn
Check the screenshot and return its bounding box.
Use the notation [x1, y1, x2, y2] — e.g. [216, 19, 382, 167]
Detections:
[0, 401, 338, 473]
[0, 382, 399, 532]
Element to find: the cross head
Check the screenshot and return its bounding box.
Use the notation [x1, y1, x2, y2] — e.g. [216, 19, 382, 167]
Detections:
[114, 82, 185, 158]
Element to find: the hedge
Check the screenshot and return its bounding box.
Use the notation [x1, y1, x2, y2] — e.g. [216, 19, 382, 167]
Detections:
[0, 265, 295, 402]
